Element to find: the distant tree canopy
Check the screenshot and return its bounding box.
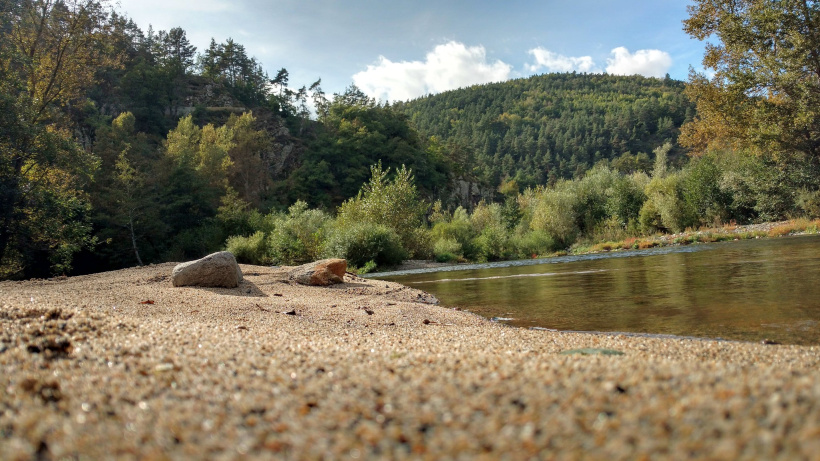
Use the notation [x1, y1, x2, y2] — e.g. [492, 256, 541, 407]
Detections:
[394, 73, 695, 191]
[681, 0, 820, 162]
[278, 86, 450, 209]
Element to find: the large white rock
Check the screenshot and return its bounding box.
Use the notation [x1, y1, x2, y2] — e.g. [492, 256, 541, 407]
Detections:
[171, 251, 243, 288]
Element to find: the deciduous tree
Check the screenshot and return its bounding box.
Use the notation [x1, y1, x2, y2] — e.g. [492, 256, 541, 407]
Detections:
[681, 0, 820, 161]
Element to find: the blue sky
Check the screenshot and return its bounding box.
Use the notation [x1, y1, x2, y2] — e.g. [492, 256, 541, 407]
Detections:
[115, 0, 707, 102]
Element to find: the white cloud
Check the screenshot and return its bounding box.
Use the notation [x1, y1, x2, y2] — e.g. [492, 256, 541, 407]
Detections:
[353, 41, 512, 102]
[526, 47, 672, 78]
[605, 47, 672, 78]
[117, 0, 231, 14]
[527, 48, 600, 73]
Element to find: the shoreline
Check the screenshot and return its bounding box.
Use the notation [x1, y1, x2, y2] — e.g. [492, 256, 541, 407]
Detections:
[377, 219, 820, 277]
[2, 263, 819, 459]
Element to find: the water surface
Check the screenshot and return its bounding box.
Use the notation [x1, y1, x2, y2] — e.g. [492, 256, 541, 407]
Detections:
[375, 235, 820, 345]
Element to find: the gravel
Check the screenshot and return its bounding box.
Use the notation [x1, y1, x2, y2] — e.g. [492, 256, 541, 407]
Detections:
[1, 263, 819, 460]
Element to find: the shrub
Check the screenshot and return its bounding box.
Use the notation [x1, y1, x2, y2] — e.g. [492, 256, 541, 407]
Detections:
[637, 239, 659, 249]
[431, 207, 477, 259]
[403, 227, 434, 260]
[226, 231, 270, 265]
[641, 172, 685, 232]
[796, 189, 820, 219]
[433, 237, 462, 262]
[529, 184, 580, 246]
[511, 230, 559, 258]
[680, 156, 730, 227]
[469, 202, 513, 261]
[353, 260, 379, 274]
[268, 201, 330, 265]
[336, 163, 428, 257]
[574, 166, 619, 234]
[322, 222, 407, 268]
[621, 237, 638, 250]
[606, 172, 648, 229]
[473, 226, 510, 261]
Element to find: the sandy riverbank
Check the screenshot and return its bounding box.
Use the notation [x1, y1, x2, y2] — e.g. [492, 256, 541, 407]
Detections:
[1, 263, 819, 459]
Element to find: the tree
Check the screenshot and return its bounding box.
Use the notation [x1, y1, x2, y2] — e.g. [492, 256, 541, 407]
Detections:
[224, 112, 272, 207]
[0, 0, 119, 278]
[159, 27, 196, 74]
[681, 0, 820, 161]
[199, 37, 269, 106]
[336, 163, 429, 256]
[89, 112, 163, 268]
[6, 0, 120, 123]
[0, 87, 99, 278]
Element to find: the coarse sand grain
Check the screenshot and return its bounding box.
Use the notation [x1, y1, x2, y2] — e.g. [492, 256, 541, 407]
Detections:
[1, 263, 819, 460]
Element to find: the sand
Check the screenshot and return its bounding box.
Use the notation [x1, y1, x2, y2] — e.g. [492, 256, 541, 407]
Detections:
[1, 263, 819, 460]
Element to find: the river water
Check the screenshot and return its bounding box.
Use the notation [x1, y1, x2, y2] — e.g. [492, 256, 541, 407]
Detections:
[374, 235, 820, 345]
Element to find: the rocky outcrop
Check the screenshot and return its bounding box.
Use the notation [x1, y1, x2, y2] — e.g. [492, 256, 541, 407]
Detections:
[289, 259, 347, 286]
[172, 252, 243, 288]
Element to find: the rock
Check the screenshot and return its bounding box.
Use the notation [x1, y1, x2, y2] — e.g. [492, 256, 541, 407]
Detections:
[172, 252, 243, 288]
[290, 259, 347, 286]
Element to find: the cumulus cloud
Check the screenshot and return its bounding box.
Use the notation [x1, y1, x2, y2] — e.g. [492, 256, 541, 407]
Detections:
[527, 46, 673, 79]
[353, 41, 512, 102]
[118, 0, 231, 13]
[605, 47, 672, 78]
[527, 48, 600, 73]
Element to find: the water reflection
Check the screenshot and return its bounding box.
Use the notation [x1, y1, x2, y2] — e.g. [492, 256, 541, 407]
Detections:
[377, 235, 820, 345]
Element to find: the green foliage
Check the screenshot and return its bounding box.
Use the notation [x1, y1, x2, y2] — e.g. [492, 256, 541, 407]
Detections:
[283, 86, 449, 208]
[641, 172, 685, 232]
[796, 189, 820, 219]
[0, 89, 99, 279]
[216, 189, 256, 238]
[680, 155, 731, 227]
[8, 1, 820, 278]
[682, 0, 820, 160]
[606, 173, 648, 231]
[322, 222, 407, 268]
[431, 207, 478, 260]
[226, 231, 269, 265]
[433, 238, 462, 263]
[268, 201, 330, 265]
[165, 221, 224, 263]
[511, 230, 558, 258]
[356, 260, 379, 275]
[530, 184, 581, 246]
[336, 163, 430, 257]
[468, 202, 514, 261]
[395, 73, 694, 191]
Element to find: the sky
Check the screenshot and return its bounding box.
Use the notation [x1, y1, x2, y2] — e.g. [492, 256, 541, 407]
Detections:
[114, 0, 708, 103]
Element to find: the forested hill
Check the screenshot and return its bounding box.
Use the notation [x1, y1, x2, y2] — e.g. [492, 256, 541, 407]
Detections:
[394, 73, 695, 189]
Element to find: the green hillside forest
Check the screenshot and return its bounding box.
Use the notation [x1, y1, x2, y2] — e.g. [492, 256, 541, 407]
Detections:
[2, 0, 819, 279]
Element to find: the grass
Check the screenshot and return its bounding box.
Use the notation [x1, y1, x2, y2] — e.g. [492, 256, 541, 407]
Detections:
[767, 218, 820, 237]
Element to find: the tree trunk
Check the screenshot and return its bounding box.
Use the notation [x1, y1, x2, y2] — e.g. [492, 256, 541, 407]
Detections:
[128, 212, 143, 266]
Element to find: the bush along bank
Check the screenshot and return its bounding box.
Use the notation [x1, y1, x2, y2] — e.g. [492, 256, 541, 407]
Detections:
[222, 146, 820, 273]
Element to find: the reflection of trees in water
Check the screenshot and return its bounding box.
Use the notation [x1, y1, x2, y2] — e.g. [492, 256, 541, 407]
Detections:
[390, 236, 820, 345]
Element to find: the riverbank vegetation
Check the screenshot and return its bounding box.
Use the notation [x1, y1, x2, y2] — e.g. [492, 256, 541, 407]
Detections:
[1, 0, 819, 279]
[221, 145, 820, 272]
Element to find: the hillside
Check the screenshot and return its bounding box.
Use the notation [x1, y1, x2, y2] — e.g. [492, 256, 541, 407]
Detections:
[394, 73, 695, 191]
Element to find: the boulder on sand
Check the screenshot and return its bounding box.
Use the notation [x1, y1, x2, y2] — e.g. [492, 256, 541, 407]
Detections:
[290, 259, 347, 286]
[172, 251, 243, 288]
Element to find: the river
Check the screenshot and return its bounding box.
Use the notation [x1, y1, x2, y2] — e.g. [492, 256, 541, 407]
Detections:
[373, 234, 820, 345]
